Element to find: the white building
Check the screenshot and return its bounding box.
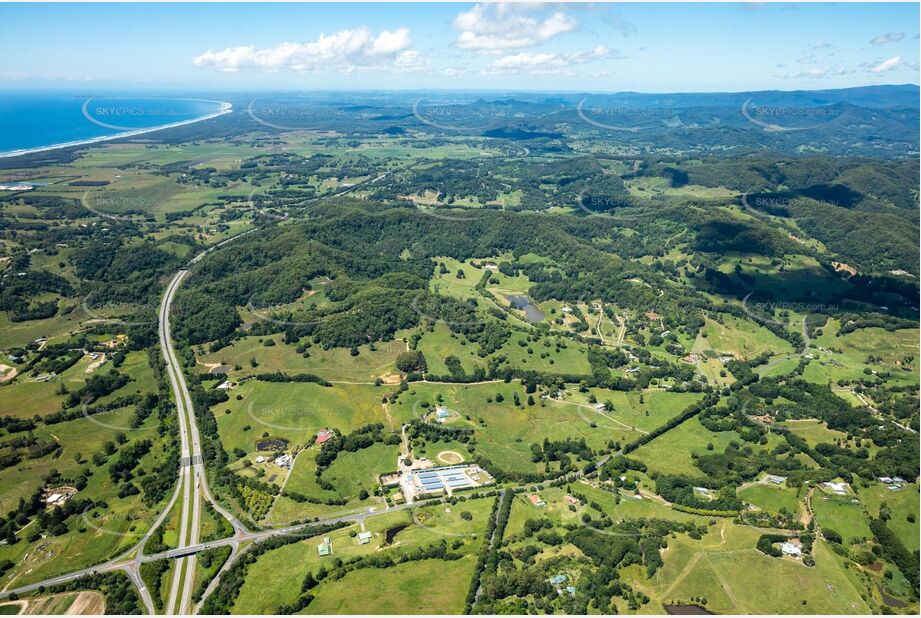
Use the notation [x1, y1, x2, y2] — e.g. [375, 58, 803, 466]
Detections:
[823, 481, 848, 495]
[780, 542, 802, 557]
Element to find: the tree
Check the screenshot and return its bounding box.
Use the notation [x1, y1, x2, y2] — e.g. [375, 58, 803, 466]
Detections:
[396, 351, 427, 373]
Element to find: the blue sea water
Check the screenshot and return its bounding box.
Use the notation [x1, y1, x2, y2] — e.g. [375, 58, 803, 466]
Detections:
[0, 93, 225, 155]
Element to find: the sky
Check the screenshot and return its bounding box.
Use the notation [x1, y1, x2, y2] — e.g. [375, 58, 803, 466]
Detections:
[1, 2, 918, 92]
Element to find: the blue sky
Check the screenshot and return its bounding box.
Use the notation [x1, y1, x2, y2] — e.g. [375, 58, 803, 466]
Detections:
[1, 2, 918, 92]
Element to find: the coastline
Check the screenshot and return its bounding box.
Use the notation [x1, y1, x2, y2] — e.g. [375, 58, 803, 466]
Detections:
[0, 101, 233, 160]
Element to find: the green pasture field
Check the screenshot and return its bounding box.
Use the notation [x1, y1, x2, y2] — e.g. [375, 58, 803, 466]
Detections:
[0, 348, 156, 421]
[719, 254, 852, 303]
[415, 323, 490, 376]
[643, 521, 871, 614]
[737, 482, 803, 514]
[0, 307, 83, 350]
[395, 382, 637, 474]
[631, 417, 741, 477]
[811, 490, 873, 545]
[494, 331, 593, 374]
[308, 556, 475, 614]
[0, 354, 94, 419]
[807, 322, 919, 388]
[625, 176, 737, 200]
[857, 483, 920, 552]
[778, 419, 847, 448]
[316, 442, 399, 503]
[566, 389, 705, 434]
[0, 410, 170, 586]
[199, 334, 407, 383]
[214, 380, 391, 456]
[694, 315, 794, 360]
[234, 496, 493, 613]
[69, 142, 260, 170]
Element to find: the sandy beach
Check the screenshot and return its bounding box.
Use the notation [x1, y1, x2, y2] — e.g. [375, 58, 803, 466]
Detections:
[0, 100, 233, 159]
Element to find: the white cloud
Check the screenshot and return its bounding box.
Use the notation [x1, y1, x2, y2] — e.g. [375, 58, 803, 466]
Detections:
[776, 66, 851, 79]
[865, 55, 904, 73]
[870, 32, 904, 45]
[192, 27, 413, 73]
[0, 70, 95, 82]
[393, 50, 428, 72]
[453, 3, 577, 52]
[482, 45, 612, 75]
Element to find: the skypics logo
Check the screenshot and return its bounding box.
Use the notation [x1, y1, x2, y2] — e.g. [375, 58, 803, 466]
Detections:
[740, 99, 842, 133]
[81, 97, 231, 132]
[81, 402, 160, 432]
[576, 99, 677, 132]
[741, 292, 837, 329]
[246, 99, 322, 131]
[411, 99, 495, 132]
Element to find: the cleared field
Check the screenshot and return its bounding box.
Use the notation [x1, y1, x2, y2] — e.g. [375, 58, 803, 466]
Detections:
[631, 417, 741, 477]
[1, 591, 104, 615]
[694, 315, 794, 360]
[308, 556, 475, 614]
[857, 483, 920, 553]
[396, 382, 641, 474]
[0, 309, 83, 349]
[644, 521, 871, 614]
[811, 490, 873, 545]
[415, 323, 488, 376]
[215, 380, 390, 456]
[737, 482, 803, 514]
[234, 497, 493, 613]
[779, 419, 847, 448]
[200, 335, 407, 383]
[567, 389, 705, 434]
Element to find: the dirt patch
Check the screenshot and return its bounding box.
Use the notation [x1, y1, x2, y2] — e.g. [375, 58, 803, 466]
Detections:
[0, 364, 17, 383]
[84, 354, 106, 374]
[437, 450, 464, 465]
[64, 591, 104, 615]
[379, 372, 402, 385]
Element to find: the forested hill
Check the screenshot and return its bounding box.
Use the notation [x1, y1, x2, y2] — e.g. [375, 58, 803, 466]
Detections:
[173, 200, 916, 351]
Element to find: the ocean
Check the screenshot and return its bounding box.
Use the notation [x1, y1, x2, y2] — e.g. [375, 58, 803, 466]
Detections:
[0, 93, 228, 156]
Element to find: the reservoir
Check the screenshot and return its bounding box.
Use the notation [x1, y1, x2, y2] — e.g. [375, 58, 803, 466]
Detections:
[507, 295, 545, 322]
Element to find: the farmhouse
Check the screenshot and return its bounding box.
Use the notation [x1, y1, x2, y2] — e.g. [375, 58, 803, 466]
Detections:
[316, 429, 334, 444]
[529, 494, 546, 508]
[42, 487, 77, 507]
[780, 542, 802, 557]
[357, 532, 373, 545]
[765, 474, 787, 484]
[822, 481, 848, 495]
[274, 454, 293, 468]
